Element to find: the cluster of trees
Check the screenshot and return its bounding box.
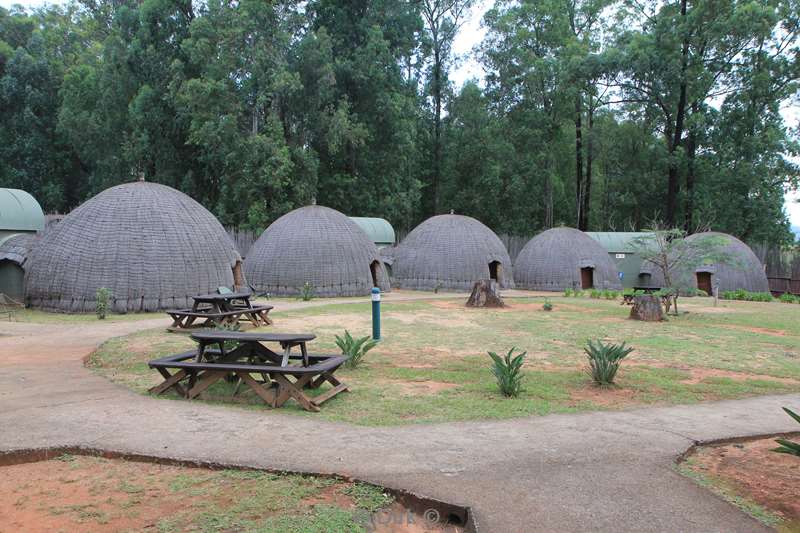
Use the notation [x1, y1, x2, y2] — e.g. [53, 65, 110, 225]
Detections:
[1, 0, 798, 244]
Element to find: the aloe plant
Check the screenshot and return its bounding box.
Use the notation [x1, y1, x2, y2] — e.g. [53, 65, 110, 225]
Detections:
[488, 347, 526, 397]
[335, 330, 378, 369]
[772, 407, 800, 457]
[585, 340, 634, 386]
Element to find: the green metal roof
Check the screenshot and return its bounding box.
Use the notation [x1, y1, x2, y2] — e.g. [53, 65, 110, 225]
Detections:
[0, 188, 45, 232]
[586, 232, 656, 253]
[349, 217, 396, 246]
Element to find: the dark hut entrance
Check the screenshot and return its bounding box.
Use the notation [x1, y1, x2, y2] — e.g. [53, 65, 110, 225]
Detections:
[370, 260, 380, 287]
[696, 272, 713, 294]
[489, 261, 502, 283]
[581, 267, 594, 289]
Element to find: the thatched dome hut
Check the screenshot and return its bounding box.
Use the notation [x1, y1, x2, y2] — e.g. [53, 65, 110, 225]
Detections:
[675, 231, 768, 294]
[387, 214, 514, 291]
[244, 205, 390, 297]
[25, 182, 243, 313]
[514, 227, 622, 291]
[0, 233, 37, 301]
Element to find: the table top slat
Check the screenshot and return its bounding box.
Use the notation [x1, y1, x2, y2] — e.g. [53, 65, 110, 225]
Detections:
[192, 292, 254, 302]
[191, 331, 315, 343]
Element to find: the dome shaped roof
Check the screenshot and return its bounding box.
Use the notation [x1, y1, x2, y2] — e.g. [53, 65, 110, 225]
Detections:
[0, 188, 44, 232]
[514, 227, 622, 291]
[677, 231, 768, 292]
[243, 205, 389, 297]
[0, 233, 37, 266]
[390, 214, 514, 290]
[25, 182, 241, 312]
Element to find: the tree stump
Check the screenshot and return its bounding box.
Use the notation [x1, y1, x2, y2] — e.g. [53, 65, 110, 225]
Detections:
[629, 294, 663, 321]
[466, 279, 505, 308]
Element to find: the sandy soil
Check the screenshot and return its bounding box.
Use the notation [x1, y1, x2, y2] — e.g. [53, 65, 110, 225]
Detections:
[683, 434, 800, 529]
[0, 456, 462, 532]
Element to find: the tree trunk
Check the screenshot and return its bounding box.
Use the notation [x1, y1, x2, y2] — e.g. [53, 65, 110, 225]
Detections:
[466, 279, 505, 308]
[629, 295, 664, 322]
[666, 0, 690, 228]
[581, 100, 594, 231]
[432, 47, 442, 216]
[683, 104, 698, 232]
[575, 95, 584, 229]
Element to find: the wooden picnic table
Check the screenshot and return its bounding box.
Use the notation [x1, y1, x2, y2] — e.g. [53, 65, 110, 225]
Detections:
[148, 330, 347, 412]
[191, 331, 316, 367]
[165, 291, 272, 330]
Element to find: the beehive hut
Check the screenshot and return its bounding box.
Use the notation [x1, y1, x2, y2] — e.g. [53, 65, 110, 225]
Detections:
[514, 227, 622, 291]
[387, 214, 514, 291]
[0, 188, 45, 302]
[25, 182, 243, 313]
[244, 205, 390, 297]
[673, 231, 768, 294]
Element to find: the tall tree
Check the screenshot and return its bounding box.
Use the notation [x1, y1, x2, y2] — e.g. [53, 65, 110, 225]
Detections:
[419, 0, 474, 217]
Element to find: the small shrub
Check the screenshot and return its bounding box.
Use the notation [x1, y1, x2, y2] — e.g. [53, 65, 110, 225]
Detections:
[772, 407, 800, 457]
[720, 289, 773, 302]
[564, 288, 573, 297]
[335, 330, 378, 369]
[585, 340, 634, 386]
[95, 287, 111, 319]
[779, 293, 798, 304]
[297, 282, 315, 301]
[573, 289, 584, 297]
[542, 298, 553, 311]
[488, 347, 526, 397]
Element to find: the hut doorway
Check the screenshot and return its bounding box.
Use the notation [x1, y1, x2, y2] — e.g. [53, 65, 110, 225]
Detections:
[581, 267, 594, 289]
[489, 261, 502, 283]
[696, 272, 712, 294]
[370, 260, 380, 287]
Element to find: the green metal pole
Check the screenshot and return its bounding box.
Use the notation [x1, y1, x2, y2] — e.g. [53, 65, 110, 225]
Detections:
[371, 287, 381, 340]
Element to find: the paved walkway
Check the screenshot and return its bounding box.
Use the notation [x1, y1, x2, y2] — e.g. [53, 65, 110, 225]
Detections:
[1, 294, 798, 532]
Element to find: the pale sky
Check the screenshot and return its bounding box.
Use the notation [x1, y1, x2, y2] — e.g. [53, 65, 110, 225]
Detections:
[3, 0, 799, 228]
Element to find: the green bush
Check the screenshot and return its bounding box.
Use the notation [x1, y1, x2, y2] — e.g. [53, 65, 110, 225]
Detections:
[720, 289, 773, 302]
[297, 282, 315, 301]
[564, 288, 573, 297]
[95, 287, 111, 319]
[335, 330, 378, 369]
[584, 340, 634, 386]
[589, 289, 601, 299]
[488, 347, 526, 397]
[542, 298, 553, 311]
[779, 293, 798, 304]
[772, 407, 800, 457]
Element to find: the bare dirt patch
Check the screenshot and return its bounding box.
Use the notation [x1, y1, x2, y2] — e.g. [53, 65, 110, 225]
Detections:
[683, 434, 800, 528]
[0, 455, 461, 532]
[380, 379, 460, 395]
[568, 384, 641, 408]
[720, 325, 792, 337]
[679, 367, 800, 386]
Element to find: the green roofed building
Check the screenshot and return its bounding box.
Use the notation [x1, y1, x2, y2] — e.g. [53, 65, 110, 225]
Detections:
[586, 232, 663, 289]
[348, 217, 396, 248]
[0, 188, 45, 302]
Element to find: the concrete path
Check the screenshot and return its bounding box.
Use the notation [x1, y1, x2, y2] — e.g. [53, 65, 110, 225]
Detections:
[1, 295, 798, 532]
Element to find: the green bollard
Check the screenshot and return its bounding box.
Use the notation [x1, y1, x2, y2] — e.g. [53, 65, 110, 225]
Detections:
[371, 287, 381, 340]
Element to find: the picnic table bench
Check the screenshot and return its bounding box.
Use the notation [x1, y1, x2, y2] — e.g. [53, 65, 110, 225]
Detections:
[148, 331, 348, 412]
[622, 287, 671, 307]
[166, 291, 272, 330]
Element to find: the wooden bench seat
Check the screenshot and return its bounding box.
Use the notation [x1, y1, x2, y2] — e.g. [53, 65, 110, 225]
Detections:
[147, 351, 347, 412]
[165, 305, 273, 330]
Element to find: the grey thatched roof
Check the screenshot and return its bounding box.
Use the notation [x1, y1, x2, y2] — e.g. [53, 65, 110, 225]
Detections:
[676, 231, 768, 292]
[25, 182, 242, 313]
[0, 233, 36, 266]
[390, 214, 514, 291]
[514, 227, 622, 291]
[243, 205, 390, 297]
